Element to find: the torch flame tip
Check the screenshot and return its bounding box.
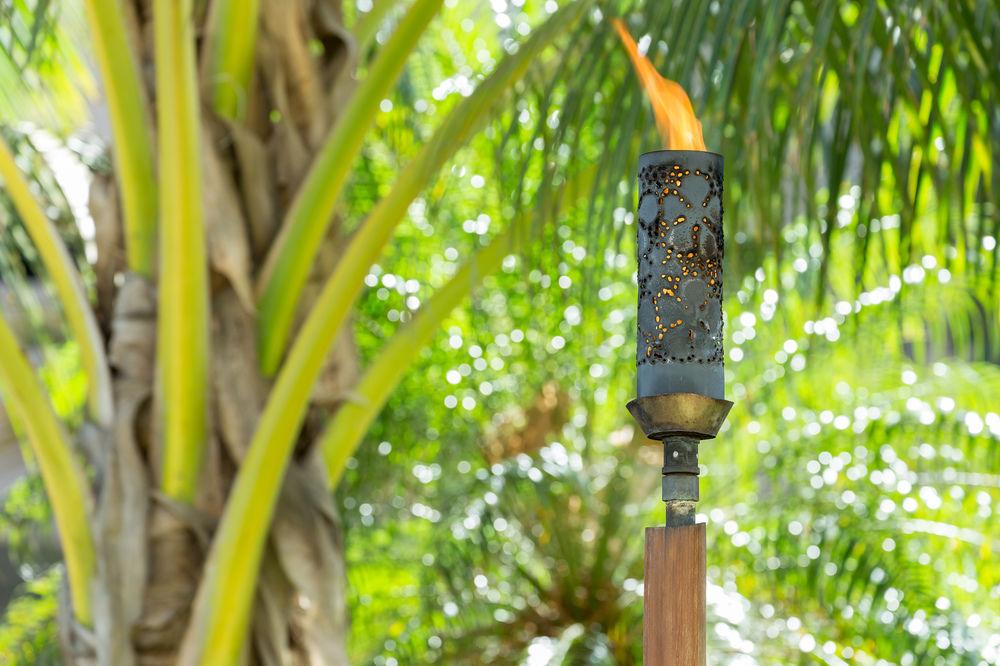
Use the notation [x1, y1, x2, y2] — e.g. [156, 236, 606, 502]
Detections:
[611, 18, 707, 152]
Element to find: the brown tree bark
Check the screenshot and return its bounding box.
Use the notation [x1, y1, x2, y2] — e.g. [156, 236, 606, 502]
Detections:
[65, 1, 358, 663]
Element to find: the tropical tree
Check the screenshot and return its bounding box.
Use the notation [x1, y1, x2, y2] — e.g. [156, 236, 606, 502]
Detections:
[0, 0, 996, 665]
[0, 0, 593, 662]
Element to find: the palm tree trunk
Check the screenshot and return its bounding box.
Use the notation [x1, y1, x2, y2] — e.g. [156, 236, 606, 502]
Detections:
[65, 1, 357, 663]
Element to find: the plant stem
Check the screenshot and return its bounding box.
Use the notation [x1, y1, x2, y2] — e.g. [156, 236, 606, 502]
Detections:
[322, 227, 514, 487]
[82, 0, 158, 276]
[202, 0, 262, 119]
[0, 135, 112, 426]
[0, 314, 96, 626]
[154, 0, 209, 504]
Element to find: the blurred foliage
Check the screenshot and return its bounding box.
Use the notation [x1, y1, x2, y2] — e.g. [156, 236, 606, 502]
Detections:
[0, 0, 996, 664]
[0, 569, 60, 665]
[337, 1, 998, 664]
[0, 475, 56, 571]
[0, 0, 92, 127]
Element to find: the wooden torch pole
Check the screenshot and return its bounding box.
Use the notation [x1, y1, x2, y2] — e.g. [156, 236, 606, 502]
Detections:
[643, 524, 706, 665]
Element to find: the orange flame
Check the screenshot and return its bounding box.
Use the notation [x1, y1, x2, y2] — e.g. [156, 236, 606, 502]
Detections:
[612, 19, 706, 151]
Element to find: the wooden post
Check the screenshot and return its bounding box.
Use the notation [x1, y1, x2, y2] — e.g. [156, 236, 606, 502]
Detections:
[644, 523, 706, 665]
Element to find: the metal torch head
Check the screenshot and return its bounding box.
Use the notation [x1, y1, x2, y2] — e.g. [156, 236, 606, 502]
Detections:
[636, 150, 725, 400]
[628, 150, 733, 525]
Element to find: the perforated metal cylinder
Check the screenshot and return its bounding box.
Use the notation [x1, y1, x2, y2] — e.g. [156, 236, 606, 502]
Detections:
[636, 150, 724, 400]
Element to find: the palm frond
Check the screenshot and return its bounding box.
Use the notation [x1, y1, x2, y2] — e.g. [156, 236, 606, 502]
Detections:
[515, 0, 999, 303]
[351, 0, 406, 54]
[319, 165, 596, 489]
[318, 219, 517, 488]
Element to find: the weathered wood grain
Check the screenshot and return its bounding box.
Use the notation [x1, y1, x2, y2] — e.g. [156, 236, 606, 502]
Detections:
[644, 524, 706, 665]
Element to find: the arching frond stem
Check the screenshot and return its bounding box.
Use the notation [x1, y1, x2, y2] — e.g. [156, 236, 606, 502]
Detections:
[0, 314, 96, 626]
[202, 0, 262, 119]
[82, 0, 158, 276]
[0, 135, 112, 426]
[154, 0, 210, 504]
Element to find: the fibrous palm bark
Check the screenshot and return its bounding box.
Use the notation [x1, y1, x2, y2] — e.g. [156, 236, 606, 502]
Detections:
[71, 1, 357, 663]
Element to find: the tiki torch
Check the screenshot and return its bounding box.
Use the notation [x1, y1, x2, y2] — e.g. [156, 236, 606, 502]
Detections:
[614, 19, 733, 666]
[627, 149, 732, 527]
